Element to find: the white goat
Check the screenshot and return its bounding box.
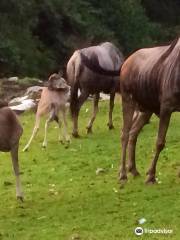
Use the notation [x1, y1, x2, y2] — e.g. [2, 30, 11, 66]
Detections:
[23, 73, 70, 151]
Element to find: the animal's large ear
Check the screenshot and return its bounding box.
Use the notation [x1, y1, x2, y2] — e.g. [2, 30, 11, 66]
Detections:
[59, 77, 68, 88]
[46, 73, 60, 90]
[54, 77, 69, 90]
[45, 80, 54, 90]
[58, 70, 63, 76]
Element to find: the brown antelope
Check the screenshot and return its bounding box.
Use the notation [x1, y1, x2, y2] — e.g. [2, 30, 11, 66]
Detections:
[66, 42, 124, 137]
[119, 38, 180, 184]
[0, 101, 23, 200]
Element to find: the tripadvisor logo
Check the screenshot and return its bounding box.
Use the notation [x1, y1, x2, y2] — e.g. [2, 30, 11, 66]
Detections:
[134, 227, 173, 236]
[135, 227, 143, 236]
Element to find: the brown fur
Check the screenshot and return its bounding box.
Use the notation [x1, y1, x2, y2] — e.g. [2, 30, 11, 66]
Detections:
[119, 37, 180, 184]
[0, 107, 23, 200]
[66, 42, 124, 137]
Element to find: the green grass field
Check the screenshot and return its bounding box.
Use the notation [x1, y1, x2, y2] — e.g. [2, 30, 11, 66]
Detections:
[0, 100, 180, 240]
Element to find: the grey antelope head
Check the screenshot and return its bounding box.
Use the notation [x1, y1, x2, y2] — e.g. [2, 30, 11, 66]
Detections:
[47, 73, 69, 91]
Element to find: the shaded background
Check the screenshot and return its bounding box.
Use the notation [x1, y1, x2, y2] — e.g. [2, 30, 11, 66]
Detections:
[0, 0, 180, 77]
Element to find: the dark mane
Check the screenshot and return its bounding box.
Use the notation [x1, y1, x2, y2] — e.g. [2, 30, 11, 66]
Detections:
[80, 52, 120, 76]
[149, 38, 180, 91]
[155, 38, 179, 66]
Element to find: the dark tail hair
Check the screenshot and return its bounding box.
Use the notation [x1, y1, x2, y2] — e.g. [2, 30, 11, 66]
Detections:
[70, 79, 79, 117]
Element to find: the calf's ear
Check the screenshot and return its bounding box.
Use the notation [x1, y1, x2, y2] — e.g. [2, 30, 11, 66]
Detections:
[49, 80, 60, 90]
[44, 80, 54, 90]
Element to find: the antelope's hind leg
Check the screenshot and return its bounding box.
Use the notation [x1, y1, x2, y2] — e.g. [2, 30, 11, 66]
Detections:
[128, 111, 152, 177]
[119, 95, 135, 181]
[42, 111, 54, 148]
[86, 93, 99, 134]
[59, 109, 71, 145]
[23, 116, 40, 152]
[72, 91, 89, 138]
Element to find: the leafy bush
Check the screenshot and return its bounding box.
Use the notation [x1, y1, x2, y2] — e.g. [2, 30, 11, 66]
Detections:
[0, 0, 179, 78]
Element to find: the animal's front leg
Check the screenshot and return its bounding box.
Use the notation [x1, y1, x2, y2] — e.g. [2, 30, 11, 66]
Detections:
[58, 120, 64, 143]
[11, 144, 23, 201]
[61, 110, 71, 145]
[119, 95, 135, 181]
[42, 112, 54, 148]
[42, 120, 49, 148]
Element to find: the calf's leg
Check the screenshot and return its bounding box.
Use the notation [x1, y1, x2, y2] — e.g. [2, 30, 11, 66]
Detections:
[86, 93, 99, 134]
[23, 115, 40, 151]
[42, 111, 54, 148]
[11, 144, 23, 201]
[60, 109, 70, 143]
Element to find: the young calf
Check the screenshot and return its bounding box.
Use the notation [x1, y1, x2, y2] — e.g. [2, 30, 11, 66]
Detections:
[23, 73, 70, 151]
[0, 101, 23, 200]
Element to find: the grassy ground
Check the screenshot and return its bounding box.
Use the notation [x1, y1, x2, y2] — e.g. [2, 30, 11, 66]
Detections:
[0, 99, 180, 240]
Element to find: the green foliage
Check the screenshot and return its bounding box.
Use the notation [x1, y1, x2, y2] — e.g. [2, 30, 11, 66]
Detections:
[0, 0, 179, 77]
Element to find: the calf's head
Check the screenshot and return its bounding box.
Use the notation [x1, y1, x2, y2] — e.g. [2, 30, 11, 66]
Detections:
[47, 73, 68, 91]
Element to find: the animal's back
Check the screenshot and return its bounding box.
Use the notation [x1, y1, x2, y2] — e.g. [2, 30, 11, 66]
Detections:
[0, 107, 23, 151]
[80, 43, 122, 71]
[37, 87, 69, 116]
[66, 51, 81, 86]
[120, 45, 170, 113]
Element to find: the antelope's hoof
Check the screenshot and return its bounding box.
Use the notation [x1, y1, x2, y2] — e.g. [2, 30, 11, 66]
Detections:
[17, 195, 24, 202]
[64, 144, 70, 149]
[72, 132, 80, 138]
[42, 143, 47, 148]
[59, 139, 64, 145]
[128, 167, 140, 177]
[107, 123, 114, 130]
[64, 139, 71, 148]
[66, 139, 71, 144]
[22, 146, 28, 152]
[146, 169, 151, 175]
[145, 175, 156, 184]
[119, 173, 128, 182]
[86, 127, 92, 134]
